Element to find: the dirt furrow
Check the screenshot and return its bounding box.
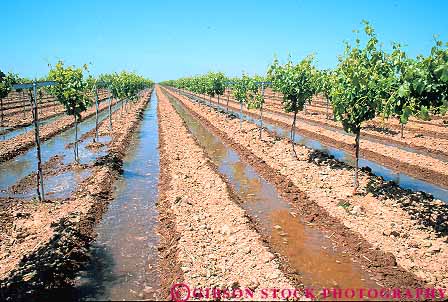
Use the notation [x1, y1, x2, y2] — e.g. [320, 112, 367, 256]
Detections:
[164, 87, 447, 288]
[242, 89, 448, 131]
[0, 90, 152, 300]
[190, 90, 448, 188]
[220, 91, 448, 152]
[0, 98, 119, 163]
[156, 87, 294, 300]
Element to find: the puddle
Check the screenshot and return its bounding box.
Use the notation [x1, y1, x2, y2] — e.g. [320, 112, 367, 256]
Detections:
[73, 91, 160, 300]
[167, 93, 377, 293]
[179, 90, 448, 203]
[0, 102, 122, 191]
[4, 169, 92, 200]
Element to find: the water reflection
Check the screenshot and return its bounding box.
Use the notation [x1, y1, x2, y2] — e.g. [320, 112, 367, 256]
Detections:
[168, 93, 375, 293]
[181, 91, 448, 203]
[74, 91, 160, 300]
[0, 102, 121, 190]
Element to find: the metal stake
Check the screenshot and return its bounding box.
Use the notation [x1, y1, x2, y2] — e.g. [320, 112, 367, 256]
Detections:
[33, 83, 45, 201]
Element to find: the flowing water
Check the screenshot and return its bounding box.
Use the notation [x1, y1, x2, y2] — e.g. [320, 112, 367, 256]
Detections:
[0, 101, 122, 198]
[166, 92, 377, 295]
[72, 90, 161, 300]
[0, 97, 112, 141]
[179, 90, 448, 203]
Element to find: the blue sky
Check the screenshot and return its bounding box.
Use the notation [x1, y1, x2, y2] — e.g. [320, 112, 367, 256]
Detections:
[2, 0, 447, 82]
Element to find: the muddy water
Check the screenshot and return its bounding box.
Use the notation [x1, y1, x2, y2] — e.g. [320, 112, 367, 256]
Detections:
[179, 90, 448, 203]
[0, 102, 121, 197]
[167, 93, 377, 295]
[73, 91, 160, 300]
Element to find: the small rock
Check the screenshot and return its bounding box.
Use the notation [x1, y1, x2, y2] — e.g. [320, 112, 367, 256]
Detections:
[273, 225, 282, 230]
[390, 230, 400, 237]
[383, 229, 400, 237]
[248, 279, 260, 290]
[350, 205, 363, 216]
[305, 214, 317, 223]
[17, 230, 32, 240]
[428, 246, 440, 254]
[221, 224, 231, 235]
[22, 272, 35, 282]
[269, 271, 280, 279]
[422, 241, 432, 248]
[408, 240, 420, 248]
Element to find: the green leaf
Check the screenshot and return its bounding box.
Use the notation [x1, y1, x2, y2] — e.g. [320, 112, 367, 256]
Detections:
[397, 83, 410, 98]
[400, 106, 412, 124]
[418, 106, 430, 121]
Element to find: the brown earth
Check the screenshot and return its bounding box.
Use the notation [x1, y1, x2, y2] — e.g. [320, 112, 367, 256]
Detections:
[187, 89, 448, 189]
[163, 86, 448, 289]
[258, 88, 448, 129]
[0, 90, 152, 300]
[220, 89, 448, 158]
[156, 87, 295, 300]
[0, 112, 64, 136]
[7, 155, 73, 194]
[0, 91, 110, 130]
[0, 98, 120, 163]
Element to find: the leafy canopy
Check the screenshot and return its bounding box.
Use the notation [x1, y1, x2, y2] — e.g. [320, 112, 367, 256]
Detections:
[47, 61, 91, 118]
[0, 70, 19, 99]
[331, 21, 390, 134]
[268, 55, 316, 114]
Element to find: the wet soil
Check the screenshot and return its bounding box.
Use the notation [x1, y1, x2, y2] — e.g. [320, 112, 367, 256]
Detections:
[195, 90, 448, 189]
[163, 90, 400, 299]
[7, 155, 68, 193]
[164, 87, 447, 288]
[0, 92, 110, 129]
[0, 98, 119, 163]
[156, 99, 185, 300]
[72, 90, 161, 301]
[248, 89, 448, 135]
[156, 87, 294, 300]
[0, 90, 152, 301]
[221, 90, 448, 160]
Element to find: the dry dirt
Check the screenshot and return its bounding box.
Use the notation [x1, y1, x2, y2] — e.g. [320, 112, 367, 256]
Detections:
[164, 87, 448, 289]
[221, 90, 448, 159]
[0, 91, 110, 130]
[0, 90, 152, 300]
[199, 90, 448, 188]
[259, 88, 448, 133]
[156, 87, 295, 300]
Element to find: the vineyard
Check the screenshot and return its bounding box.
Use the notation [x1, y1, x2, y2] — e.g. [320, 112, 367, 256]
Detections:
[1, 18, 448, 302]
